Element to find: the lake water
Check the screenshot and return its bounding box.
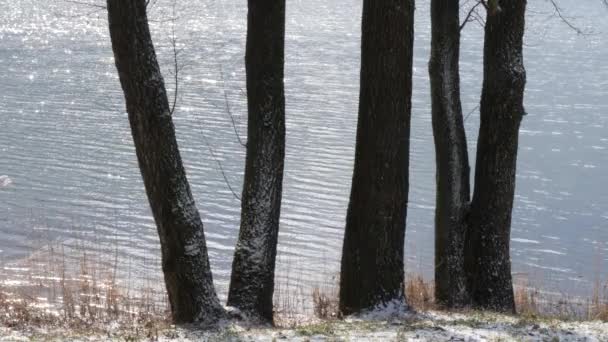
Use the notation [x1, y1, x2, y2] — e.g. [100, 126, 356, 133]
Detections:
[0, 0, 606, 302]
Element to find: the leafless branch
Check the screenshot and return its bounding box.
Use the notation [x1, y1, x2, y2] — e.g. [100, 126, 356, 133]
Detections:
[64, 0, 105, 10]
[58, 0, 105, 19]
[168, 0, 180, 116]
[145, 0, 160, 8]
[460, 0, 484, 31]
[548, 0, 584, 35]
[479, 0, 489, 12]
[199, 126, 242, 201]
[464, 105, 480, 123]
[219, 65, 247, 148]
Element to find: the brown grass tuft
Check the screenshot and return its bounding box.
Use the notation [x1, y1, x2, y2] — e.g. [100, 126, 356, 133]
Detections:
[590, 279, 608, 321]
[312, 287, 339, 320]
[0, 242, 169, 332]
[405, 275, 435, 311]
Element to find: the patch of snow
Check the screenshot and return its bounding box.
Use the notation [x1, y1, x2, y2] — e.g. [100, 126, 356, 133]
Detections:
[350, 298, 410, 321]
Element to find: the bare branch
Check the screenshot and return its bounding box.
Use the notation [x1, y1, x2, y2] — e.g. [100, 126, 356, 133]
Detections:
[219, 65, 247, 148]
[464, 104, 480, 123]
[64, 0, 105, 9]
[199, 126, 242, 201]
[479, 0, 489, 12]
[548, 0, 584, 35]
[168, 0, 179, 116]
[460, 0, 484, 31]
[58, 0, 105, 18]
[146, 0, 160, 8]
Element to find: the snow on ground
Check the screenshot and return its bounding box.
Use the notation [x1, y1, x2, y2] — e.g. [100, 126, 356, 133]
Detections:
[1, 310, 607, 341]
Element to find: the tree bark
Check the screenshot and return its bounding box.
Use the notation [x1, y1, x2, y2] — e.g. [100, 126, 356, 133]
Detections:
[227, 0, 286, 323]
[106, 0, 225, 324]
[465, 0, 527, 313]
[339, 0, 415, 315]
[429, 0, 471, 308]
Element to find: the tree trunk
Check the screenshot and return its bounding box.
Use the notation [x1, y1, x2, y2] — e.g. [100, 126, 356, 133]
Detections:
[465, 0, 527, 313]
[429, 0, 471, 308]
[339, 0, 415, 315]
[106, 0, 225, 324]
[227, 0, 286, 323]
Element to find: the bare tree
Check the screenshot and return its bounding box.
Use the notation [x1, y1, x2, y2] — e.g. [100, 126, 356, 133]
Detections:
[227, 0, 286, 323]
[339, 0, 415, 315]
[106, 0, 225, 323]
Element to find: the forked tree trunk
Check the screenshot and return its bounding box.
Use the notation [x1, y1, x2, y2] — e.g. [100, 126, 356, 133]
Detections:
[465, 0, 527, 313]
[339, 0, 415, 315]
[227, 0, 286, 323]
[429, 0, 471, 308]
[106, 0, 225, 323]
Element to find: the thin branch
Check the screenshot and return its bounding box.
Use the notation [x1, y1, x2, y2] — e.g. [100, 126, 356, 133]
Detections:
[146, 0, 160, 8]
[479, 0, 489, 11]
[219, 65, 247, 148]
[64, 0, 105, 9]
[58, 0, 105, 18]
[464, 104, 480, 123]
[548, 0, 584, 35]
[472, 9, 486, 28]
[169, 0, 179, 116]
[460, 0, 484, 31]
[199, 126, 241, 201]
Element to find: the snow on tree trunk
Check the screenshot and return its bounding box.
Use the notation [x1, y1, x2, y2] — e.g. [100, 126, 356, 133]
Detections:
[465, 0, 527, 313]
[227, 0, 286, 323]
[106, 0, 225, 324]
[429, 0, 471, 308]
[339, 0, 415, 315]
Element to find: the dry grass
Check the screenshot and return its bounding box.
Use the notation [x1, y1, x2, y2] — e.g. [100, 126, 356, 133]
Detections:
[591, 279, 608, 321]
[0, 242, 169, 333]
[513, 277, 608, 321]
[272, 256, 311, 327]
[0, 240, 606, 335]
[307, 275, 436, 320]
[307, 275, 608, 323]
[311, 287, 339, 320]
[405, 275, 435, 311]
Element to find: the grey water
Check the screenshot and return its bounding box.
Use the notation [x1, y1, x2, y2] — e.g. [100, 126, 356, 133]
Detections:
[0, 0, 606, 300]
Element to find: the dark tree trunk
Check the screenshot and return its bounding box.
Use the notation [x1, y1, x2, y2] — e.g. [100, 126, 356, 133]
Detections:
[227, 0, 286, 323]
[106, 0, 225, 324]
[465, 0, 527, 313]
[339, 0, 415, 315]
[429, 0, 471, 308]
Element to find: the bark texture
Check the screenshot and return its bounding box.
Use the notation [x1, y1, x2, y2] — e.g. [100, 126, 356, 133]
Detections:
[339, 0, 415, 315]
[429, 0, 471, 308]
[227, 0, 286, 323]
[106, 0, 225, 324]
[465, 0, 527, 313]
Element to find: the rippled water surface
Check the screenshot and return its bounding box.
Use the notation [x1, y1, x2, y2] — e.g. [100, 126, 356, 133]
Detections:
[1, 0, 607, 300]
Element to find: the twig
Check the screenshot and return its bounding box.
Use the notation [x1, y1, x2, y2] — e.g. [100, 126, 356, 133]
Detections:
[219, 65, 247, 148]
[464, 104, 479, 123]
[548, 0, 584, 35]
[64, 0, 105, 9]
[460, 0, 484, 31]
[199, 126, 241, 201]
[169, 0, 179, 116]
[58, 0, 105, 19]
